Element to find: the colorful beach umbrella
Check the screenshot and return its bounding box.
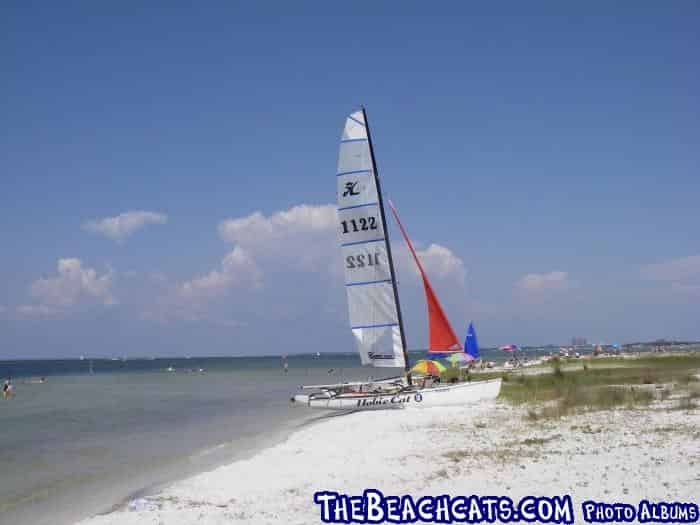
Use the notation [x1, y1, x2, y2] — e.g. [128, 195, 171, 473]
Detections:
[500, 344, 519, 352]
[411, 360, 447, 376]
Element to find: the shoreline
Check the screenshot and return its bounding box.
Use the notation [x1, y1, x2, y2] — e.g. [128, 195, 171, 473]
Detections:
[76, 397, 699, 524]
[91, 408, 339, 519]
[1, 358, 384, 525]
[0, 390, 328, 525]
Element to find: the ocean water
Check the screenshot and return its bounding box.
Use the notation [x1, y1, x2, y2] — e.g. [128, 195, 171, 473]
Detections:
[0, 349, 531, 525]
[0, 354, 368, 525]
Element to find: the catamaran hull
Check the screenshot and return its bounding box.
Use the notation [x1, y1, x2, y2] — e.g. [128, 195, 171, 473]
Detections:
[292, 378, 501, 410]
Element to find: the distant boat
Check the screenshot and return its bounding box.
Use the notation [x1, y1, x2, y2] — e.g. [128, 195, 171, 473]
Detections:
[464, 322, 480, 360]
[315, 352, 321, 358]
[433, 322, 478, 364]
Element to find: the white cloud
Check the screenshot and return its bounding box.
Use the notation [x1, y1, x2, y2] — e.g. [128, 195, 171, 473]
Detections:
[178, 247, 262, 299]
[82, 211, 167, 242]
[516, 271, 569, 292]
[218, 204, 467, 283]
[218, 204, 337, 270]
[413, 244, 466, 285]
[149, 203, 468, 323]
[18, 258, 115, 317]
[219, 205, 336, 243]
[148, 204, 335, 321]
[144, 247, 262, 322]
[189, 204, 337, 295]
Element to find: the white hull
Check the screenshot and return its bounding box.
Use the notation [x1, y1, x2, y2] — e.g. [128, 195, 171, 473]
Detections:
[292, 378, 501, 410]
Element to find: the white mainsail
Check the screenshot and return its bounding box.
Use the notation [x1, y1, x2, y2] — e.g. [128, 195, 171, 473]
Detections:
[291, 109, 503, 409]
[336, 109, 406, 368]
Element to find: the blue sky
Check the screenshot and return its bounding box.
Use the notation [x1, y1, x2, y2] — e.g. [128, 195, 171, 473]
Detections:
[2, 2, 698, 358]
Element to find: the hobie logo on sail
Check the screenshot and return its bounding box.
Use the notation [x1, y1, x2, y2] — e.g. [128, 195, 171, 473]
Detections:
[342, 181, 361, 197]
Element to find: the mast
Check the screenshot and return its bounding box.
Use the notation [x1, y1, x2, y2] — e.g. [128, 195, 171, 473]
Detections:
[361, 107, 412, 385]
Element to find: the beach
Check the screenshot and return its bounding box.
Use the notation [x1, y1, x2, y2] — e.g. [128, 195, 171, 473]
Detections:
[77, 394, 699, 524]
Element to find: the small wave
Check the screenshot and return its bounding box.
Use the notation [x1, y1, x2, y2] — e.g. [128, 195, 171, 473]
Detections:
[190, 442, 228, 459]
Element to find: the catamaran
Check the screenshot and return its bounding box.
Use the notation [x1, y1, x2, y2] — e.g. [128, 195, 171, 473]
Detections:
[291, 108, 501, 410]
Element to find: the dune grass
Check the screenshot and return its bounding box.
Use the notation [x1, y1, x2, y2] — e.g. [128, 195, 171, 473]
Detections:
[440, 367, 502, 383]
[498, 353, 700, 420]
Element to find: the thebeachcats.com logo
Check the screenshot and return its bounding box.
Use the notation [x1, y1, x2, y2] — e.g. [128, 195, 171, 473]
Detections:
[313, 490, 699, 524]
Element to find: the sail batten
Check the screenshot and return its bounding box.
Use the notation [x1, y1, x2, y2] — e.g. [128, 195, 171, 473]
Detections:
[388, 200, 462, 353]
[337, 109, 407, 368]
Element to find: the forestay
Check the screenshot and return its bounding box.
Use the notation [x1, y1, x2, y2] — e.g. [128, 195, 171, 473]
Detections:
[388, 200, 462, 353]
[336, 110, 406, 368]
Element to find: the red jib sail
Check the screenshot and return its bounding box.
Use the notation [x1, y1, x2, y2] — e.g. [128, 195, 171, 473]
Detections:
[388, 200, 462, 353]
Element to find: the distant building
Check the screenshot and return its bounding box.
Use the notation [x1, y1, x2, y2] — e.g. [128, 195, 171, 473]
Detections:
[571, 337, 587, 347]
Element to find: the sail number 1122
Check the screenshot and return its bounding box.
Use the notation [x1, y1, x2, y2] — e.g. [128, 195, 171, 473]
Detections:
[346, 253, 381, 269]
[340, 217, 378, 234]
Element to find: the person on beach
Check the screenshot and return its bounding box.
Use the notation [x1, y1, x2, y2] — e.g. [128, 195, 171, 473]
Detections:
[3, 378, 13, 399]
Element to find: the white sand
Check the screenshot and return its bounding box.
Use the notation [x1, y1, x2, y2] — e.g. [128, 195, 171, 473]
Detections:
[77, 401, 699, 525]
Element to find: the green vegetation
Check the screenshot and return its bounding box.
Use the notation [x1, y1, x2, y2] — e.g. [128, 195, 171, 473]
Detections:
[442, 447, 522, 465]
[439, 367, 502, 383]
[440, 367, 461, 383]
[585, 353, 700, 370]
[652, 424, 698, 437]
[443, 450, 470, 463]
[498, 353, 700, 420]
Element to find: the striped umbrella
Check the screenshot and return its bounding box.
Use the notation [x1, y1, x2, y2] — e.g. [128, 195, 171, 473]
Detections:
[411, 360, 447, 376]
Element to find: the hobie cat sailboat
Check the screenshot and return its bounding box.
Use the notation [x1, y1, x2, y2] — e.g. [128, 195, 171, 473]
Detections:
[291, 108, 501, 410]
